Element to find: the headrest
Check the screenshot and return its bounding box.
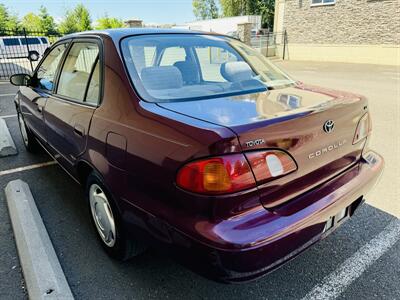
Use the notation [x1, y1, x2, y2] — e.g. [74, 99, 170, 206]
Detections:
[141, 66, 183, 90]
[173, 61, 200, 84]
[220, 61, 253, 82]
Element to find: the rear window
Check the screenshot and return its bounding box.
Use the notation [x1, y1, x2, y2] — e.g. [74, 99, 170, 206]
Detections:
[20, 38, 41, 45]
[121, 34, 293, 103]
[3, 38, 21, 46]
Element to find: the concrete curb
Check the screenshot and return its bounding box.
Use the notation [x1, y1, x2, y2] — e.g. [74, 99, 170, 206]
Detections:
[5, 179, 74, 299]
[0, 118, 17, 157]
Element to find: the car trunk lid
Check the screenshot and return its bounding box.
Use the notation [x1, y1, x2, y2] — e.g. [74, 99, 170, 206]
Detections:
[158, 84, 368, 208]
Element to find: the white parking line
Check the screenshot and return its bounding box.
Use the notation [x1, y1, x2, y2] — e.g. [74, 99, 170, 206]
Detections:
[0, 93, 15, 97]
[303, 219, 400, 300]
[0, 161, 56, 177]
[0, 114, 17, 119]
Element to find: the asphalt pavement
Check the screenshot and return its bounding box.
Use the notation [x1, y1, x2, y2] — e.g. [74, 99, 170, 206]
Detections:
[0, 61, 399, 300]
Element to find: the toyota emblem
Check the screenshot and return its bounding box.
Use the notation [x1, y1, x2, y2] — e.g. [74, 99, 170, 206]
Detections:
[323, 120, 335, 133]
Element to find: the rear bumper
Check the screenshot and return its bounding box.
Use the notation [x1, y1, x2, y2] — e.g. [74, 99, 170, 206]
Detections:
[124, 150, 384, 282]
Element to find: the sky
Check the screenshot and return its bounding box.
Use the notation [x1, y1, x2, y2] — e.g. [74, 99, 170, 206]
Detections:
[1, 0, 196, 25]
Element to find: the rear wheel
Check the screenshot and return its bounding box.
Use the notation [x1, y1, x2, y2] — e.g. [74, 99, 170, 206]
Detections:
[18, 113, 39, 152]
[86, 172, 147, 260]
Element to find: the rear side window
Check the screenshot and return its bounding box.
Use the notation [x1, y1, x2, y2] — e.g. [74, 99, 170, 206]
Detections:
[195, 47, 237, 82]
[57, 42, 99, 102]
[40, 37, 48, 44]
[127, 46, 156, 74]
[37, 43, 68, 91]
[160, 47, 186, 66]
[3, 38, 21, 46]
[21, 38, 41, 45]
[85, 60, 100, 104]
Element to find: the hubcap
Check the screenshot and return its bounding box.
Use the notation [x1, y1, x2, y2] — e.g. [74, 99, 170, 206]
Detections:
[89, 184, 116, 247]
[18, 114, 29, 146]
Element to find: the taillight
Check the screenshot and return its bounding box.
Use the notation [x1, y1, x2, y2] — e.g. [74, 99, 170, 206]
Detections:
[176, 154, 256, 195]
[176, 150, 297, 195]
[353, 113, 371, 144]
[245, 150, 297, 183]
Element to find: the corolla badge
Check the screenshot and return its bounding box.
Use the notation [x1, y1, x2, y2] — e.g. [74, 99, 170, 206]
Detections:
[308, 140, 347, 159]
[323, 120, 335, 133]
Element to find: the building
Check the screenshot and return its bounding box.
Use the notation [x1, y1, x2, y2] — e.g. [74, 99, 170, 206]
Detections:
[274, 0, 400, 65]
[124, 19, 143, 28]
[177, 15, 261, 35]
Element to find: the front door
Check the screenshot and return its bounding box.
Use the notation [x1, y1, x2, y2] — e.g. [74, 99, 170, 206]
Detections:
[43, 40, 101, 169]
[19, 43, 68, 143]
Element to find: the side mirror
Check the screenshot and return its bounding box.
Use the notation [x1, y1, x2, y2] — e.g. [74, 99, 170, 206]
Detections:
[10, 74, 31, 86]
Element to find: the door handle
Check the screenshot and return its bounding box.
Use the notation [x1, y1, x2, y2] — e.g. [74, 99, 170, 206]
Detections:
[74, 126, 84, 137]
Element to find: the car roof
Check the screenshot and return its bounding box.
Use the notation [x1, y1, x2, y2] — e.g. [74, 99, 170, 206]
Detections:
[1, 36, 47, 39]
[60, 28, 227, 43]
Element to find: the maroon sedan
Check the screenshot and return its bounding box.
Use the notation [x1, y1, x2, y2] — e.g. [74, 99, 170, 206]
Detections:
[10, 29, 384, 282]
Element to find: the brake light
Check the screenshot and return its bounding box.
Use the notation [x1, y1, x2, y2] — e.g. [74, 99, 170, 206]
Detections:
[245, 150, 297, 183]
[176, 154, 256, 194]
[353, 113, 371, 144]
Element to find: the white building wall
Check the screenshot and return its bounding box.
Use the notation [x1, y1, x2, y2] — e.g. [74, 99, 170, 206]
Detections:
[178, 16, 261, 35]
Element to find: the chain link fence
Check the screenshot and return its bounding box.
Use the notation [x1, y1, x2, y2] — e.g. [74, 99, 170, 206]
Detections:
[0, 28, 61, 80]
[251, 31, 287, 59]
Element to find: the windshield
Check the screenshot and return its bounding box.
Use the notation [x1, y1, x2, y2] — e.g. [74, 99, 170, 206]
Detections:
[121, 34, 294, 102]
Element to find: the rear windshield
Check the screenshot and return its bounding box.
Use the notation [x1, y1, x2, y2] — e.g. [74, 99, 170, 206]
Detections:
[121, 34, 294, 103]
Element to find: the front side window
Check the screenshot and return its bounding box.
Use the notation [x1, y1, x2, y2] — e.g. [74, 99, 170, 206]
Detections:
[121, 34, 294, 102]
[36, 43, 68, 91]
[57, 42, 99, 102]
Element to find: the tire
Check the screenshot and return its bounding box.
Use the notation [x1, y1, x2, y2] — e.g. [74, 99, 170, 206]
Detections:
[18, 112, 40, 153]
[86, 171, 147, 260]
[28, 51, 39, 61]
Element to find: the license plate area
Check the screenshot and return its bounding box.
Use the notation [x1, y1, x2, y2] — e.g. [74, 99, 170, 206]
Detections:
[323, 207, 349, 233]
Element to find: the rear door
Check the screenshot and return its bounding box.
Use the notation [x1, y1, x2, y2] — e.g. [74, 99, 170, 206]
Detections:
[43, 39, 101, 169]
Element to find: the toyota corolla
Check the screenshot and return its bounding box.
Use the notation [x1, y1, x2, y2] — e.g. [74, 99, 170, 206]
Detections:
[10, 29, 384, 282]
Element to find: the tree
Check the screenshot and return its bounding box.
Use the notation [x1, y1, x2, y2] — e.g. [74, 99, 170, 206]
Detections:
[20, 6, 57, 33]
[20, 13, 41, 31]
[38, 6, 57, 33]
[219, 0, 274, 29]
[95, 15, 124, 29]
[192, 0, 219, 20]
[74, 4, 92, 31]
[58, 10, 78, 34]
[0, 4, 19, 30]
[219, 0, 246, 17]
[249, 0, 275, 29]
[58, 3, 92, 34]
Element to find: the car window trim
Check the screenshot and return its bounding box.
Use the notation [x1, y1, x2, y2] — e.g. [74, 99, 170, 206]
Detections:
[53, 37, 104, 108]
[83, 55, 100, 104]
